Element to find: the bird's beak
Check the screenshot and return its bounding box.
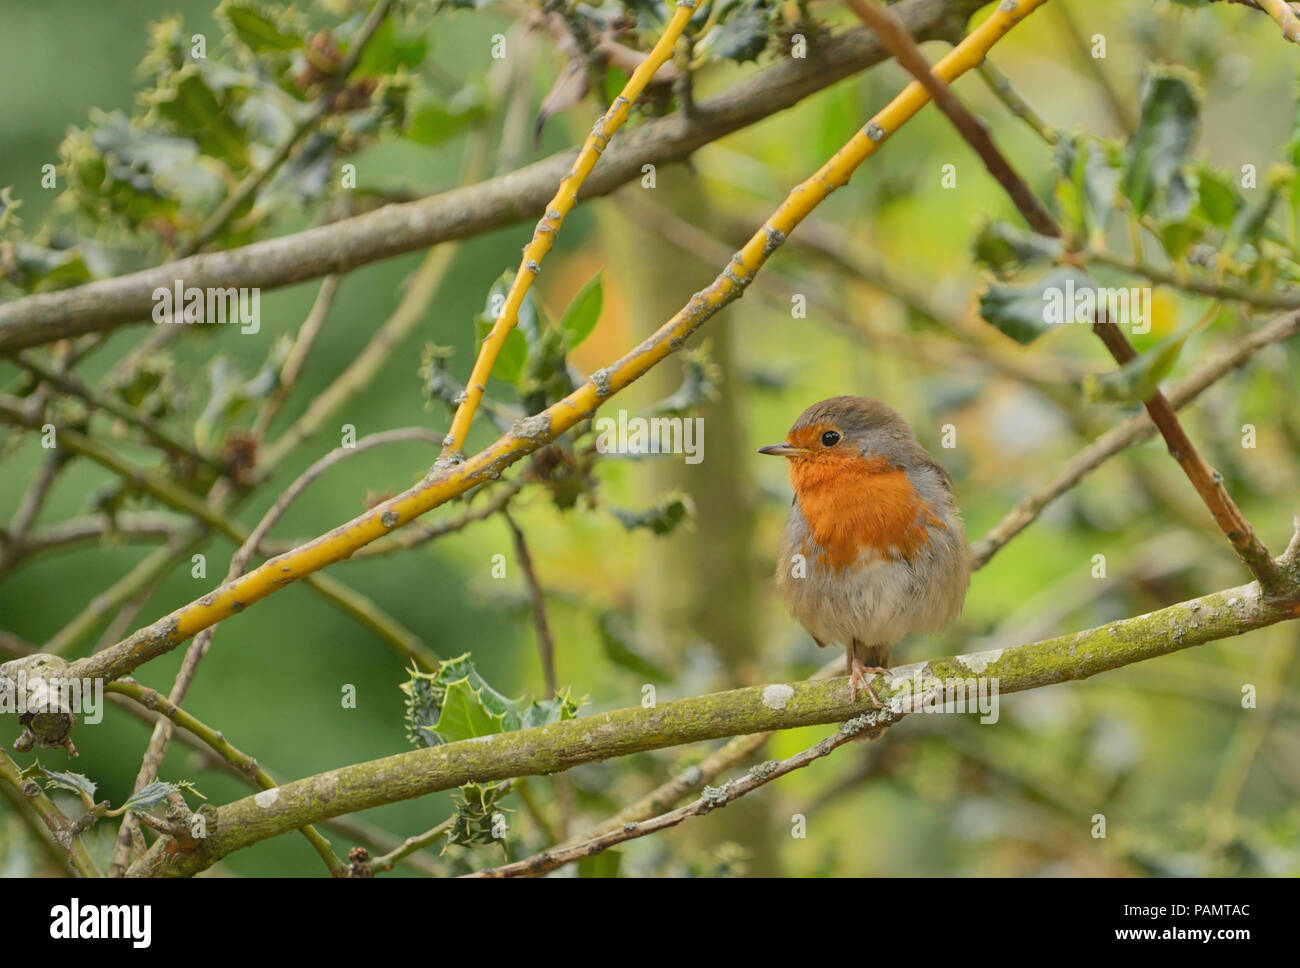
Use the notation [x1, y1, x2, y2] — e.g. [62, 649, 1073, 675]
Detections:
[757, 443, 805, 458]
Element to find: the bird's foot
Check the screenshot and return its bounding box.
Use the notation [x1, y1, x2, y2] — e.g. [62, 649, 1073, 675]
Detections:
[849, 659, 887, 708]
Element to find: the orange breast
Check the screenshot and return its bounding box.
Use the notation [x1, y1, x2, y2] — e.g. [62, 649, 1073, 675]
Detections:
[791, 456, 939, 570]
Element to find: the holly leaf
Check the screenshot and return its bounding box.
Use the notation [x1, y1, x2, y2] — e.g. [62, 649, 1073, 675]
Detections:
[973, 221, 1062, 275]
[705, 0, 773, 64]
[647, 346, 719, 416]
[41, 769, 98, 802]
[402, 653, 584, 748]
[1123, 69, 1200, 217]
[979, 268, 1093, 344]
[149, 66, 251, 168]
[0, 186, 21, 233]
[6, 243, 94, 293]
[433, 678, 510, 741]
[119, 781, 179, 813]
[444, 782, 509, 851]
[1191, 165, 1240, 227]
[516, 689, 581, 730]
[1054, 136, 1120, 239]
[610, 492, 694, 535]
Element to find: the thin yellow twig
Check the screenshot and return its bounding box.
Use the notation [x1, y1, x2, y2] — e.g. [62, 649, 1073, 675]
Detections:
[439, 0, 700, 459]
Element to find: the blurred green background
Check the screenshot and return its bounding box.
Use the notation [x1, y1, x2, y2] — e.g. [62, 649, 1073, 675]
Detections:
[1, 0, 1298, 877]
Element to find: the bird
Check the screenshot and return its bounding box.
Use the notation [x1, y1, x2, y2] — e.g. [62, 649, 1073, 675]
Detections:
[759, 396, 971, 706]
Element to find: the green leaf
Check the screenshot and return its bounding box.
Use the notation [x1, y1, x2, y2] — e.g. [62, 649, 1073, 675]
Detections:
[402, 653, 583, 748]
[704, 0, 773, 64]
[474, 270, 531, 385]
[405, 87, 487, 146]
[444, 782, 509, 851]
[1082, 312, 1212, 404]
[1158, 219, 1202, 262]
[150, 67, 251, 167]
[433, 678, 510, 741]
[558, 271, 604, 349]
[516, 689, 581, 730]
[1191, 166, 1240, 227]
[1225, 182, 1281, 252]
[222, 2, 303, 52]
[978, 268, 1094, 344]
[7, 244, 94, 293]
[609, 492, 694, 535]
[119, 780, 179, 813]
[648, 346, 719, 416]
[42, 769, 97, 802]
[0, 186, 21, 232]
[1053, 137, 1120, 239]
[973, 221, 1063, 275]
[1123, 69, 1201, 217]
[474, 318, 528, 385]
[354, 17, 429, 77]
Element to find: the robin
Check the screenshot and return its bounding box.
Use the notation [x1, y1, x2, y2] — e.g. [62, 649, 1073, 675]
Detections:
[759, 396, 971, 706]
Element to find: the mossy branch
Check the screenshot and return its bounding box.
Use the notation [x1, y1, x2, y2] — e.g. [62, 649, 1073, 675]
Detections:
[127, 567, 1300, 877]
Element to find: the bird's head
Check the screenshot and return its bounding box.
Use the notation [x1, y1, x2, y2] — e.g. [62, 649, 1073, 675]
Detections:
[758, 395, 923, 474]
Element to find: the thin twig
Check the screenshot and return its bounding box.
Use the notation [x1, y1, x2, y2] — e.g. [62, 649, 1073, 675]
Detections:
[1092, 319, 1285, 594]
[107, 427, 441, 875]
[1050, 0, 1135, 134]
[439, 0, 701, 459]
[464, 706, 911, 877]
[105, 679, 346, 875]
[15, 353, 224, 474]
[973, 309, 1300, 568]
[0, 748, 102, 877]
[846, 0, 1059, 237]
[250, 274, 342, 441]
[975, 58, 1058, 145]
[352, 480, 522, 558]
[505, 511, 558, 697]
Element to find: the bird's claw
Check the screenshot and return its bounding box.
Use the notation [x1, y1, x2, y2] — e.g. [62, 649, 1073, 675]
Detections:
[849, 661, 887, 709]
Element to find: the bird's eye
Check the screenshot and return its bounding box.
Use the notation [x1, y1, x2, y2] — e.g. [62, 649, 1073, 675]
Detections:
[821, 430, 841, 447]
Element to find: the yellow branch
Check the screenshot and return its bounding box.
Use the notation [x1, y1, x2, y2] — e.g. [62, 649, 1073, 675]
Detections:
[439, 0, 700, 459]
[1260, 0, 1300, 44]
[78, 0, 1048, 682]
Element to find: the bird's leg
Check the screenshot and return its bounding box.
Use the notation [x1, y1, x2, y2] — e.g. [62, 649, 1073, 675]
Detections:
[848, 639, 886, 708]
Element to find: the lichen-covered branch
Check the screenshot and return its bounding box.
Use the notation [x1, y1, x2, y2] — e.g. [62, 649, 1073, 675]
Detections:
[127, 565, 1300, 877]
